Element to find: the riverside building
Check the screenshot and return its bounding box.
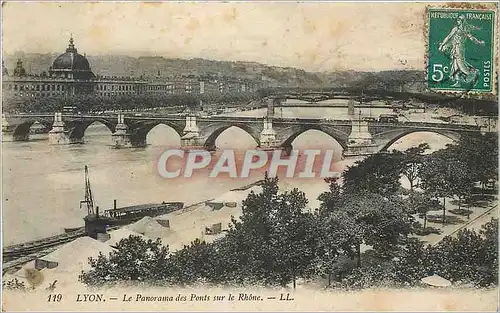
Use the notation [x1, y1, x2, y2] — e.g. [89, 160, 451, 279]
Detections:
[2, 37, 258, 100]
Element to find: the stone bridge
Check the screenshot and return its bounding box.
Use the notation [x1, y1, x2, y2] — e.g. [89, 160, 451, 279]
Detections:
[1, 112, 488, 156]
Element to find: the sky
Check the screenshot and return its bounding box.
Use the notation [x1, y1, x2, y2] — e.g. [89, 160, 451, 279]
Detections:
[0, 2, 486, 72]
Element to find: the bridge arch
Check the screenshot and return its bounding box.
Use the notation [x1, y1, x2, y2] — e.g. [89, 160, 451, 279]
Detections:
[378, 129, 461, 152]
[68, 119, 116, 141]
[201, 123, 261, 150]
[145, 123, 183, 146]
[12, 120, 53, 140]
[142, 121, 184, 138]
[126, 121, 185, 147]
[277, 125, 349, 150]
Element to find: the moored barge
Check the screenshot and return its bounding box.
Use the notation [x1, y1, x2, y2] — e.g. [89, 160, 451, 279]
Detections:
[3, 166, 184, 266]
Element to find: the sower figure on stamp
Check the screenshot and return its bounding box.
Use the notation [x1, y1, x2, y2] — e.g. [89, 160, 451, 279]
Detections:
[438, 15, 485, 87]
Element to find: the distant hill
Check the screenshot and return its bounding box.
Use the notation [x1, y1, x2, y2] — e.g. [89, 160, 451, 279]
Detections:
[3, 52, 425, 89]
[3, 52, 326, 86]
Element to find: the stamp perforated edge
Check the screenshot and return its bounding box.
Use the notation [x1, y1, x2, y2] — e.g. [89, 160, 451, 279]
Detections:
[423, 4, 498, 99]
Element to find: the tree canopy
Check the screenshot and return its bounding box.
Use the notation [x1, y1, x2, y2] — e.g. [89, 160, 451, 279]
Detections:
[78, 136, 498, 290]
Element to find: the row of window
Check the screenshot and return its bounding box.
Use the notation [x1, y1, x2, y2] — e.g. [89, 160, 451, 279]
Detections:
[4, 84, 67, 91]
[96, 91, 137, 96]
[3, 84, 254, 97]
[9, 92, 66, 97]
[3, 82, 254, 93]
[3, 83, 142, 92]
[9, 91, 136, 97]
[148, 85, 175, 91]
[95, 84, 137, 91]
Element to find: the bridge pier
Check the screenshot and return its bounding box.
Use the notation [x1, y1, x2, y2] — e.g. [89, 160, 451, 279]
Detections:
[111, 114, 135, 148]
[344, 120, 377, 157]
[48, 112, 81, 145]
[181, 115, 203, 149]
[259, 118, 279, 149]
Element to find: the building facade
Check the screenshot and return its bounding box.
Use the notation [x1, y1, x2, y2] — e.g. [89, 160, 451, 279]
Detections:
[2, 37, 260, 101]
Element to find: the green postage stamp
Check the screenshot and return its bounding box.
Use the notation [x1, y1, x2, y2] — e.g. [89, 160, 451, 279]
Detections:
[427, 8, 496, 93]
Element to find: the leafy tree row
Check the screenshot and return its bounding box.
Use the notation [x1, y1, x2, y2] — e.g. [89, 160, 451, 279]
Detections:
[80, 174, 415, 288]
[3, 91, 260, 114]
[340, 133, 497, 226]
[419, 133, 498, 223]
[338, 219, 498, 289]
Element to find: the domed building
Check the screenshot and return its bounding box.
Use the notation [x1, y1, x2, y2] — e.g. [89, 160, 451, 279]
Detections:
[2, 34, 258, 102]
[2, 36, 149, 99]
[49, 36, 95, 80]
[13, 59, 26, 77]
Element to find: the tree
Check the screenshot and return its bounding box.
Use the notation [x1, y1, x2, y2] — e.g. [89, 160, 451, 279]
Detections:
[219, 174, 318, 287]
[317, 153, 414, 269]
[447, 158, 475, 218]
[79, 236, 172, 286]
[420, 144, 477, 222]
[419, 151, 454, 225]
[315, 178, 363, 282]
[338, 218, 499, 288]
[317, 187, 414, 268]
[344, 192, 414, 260]
[317, 210, 363, 269]
[317, 177, 342, 217]
[400, 143, 430, 191]
[169, 238, 218, 285]
[479, 218, 498, 285]
[270, 191, 318, 288]
[428, 219, 498, 286]
[455, 134, 498, 189]
[408, 191, 440, 229]
[393, 238, 433, 285]
[342, 152, 403, 195]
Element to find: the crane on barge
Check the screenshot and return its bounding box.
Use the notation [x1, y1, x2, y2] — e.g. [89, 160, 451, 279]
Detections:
[80, 165, 110, 239]
[79, 165, 96, 216]
[80, 165, 99, 215]
[3, 166, 185, 271]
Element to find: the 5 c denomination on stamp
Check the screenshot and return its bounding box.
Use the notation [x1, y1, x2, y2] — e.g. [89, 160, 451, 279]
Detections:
[427, 8, 496, 93]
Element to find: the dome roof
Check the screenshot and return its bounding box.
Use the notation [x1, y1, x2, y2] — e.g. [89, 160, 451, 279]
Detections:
[50, 37, 95, 79]
[52, 37, 90, 71]
[52, 52, 91, 71]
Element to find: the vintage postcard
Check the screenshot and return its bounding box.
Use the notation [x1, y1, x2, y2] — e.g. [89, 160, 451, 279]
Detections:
[1, 1, 499, 312]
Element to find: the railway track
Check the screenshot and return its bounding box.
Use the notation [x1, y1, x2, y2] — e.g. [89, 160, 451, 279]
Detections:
[2, 202, 188, 265]
[3, 229, 87, 262]
[2, 226, 123, 273]
[2, 247, 60, 274]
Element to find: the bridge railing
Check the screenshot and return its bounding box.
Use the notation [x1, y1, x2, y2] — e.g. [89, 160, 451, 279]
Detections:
[272, 117, 352, 124]
[3, 113, 486, 131]
[396, 121, 480, 130]
[368, 121, 481, 130]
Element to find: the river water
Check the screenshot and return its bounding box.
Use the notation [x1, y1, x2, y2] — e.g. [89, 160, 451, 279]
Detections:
[2, 107, 452, 246]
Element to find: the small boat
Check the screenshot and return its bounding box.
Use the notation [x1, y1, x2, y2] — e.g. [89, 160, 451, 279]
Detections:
[5, 167, 185, 264]
[104, 202, 184, 226]
[70, 166, 185, 232]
